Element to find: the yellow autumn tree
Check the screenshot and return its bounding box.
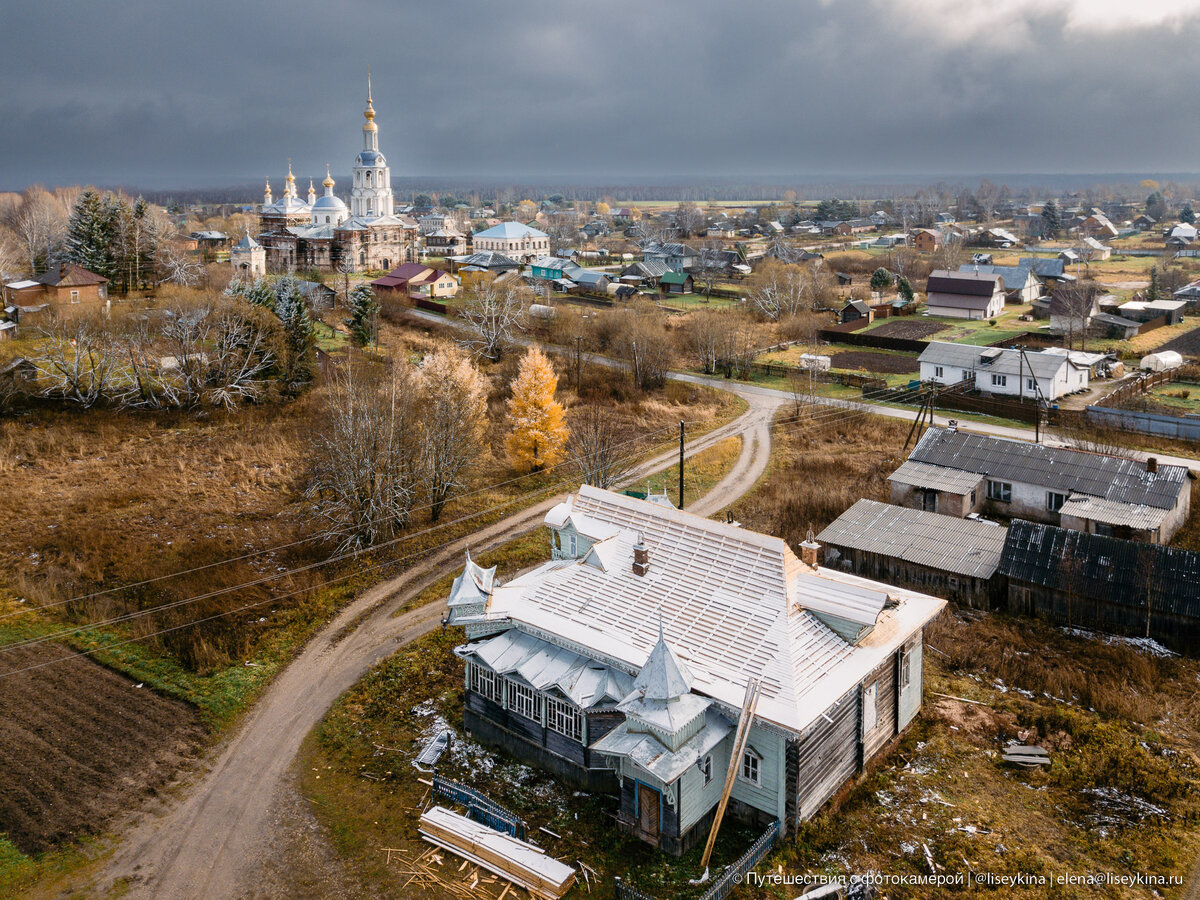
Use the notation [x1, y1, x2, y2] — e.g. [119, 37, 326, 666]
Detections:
[505, 345, 569, 472]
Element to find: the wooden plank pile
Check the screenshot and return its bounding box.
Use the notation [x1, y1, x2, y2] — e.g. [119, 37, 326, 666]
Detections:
[418, 805, 576, 899]
[1002, 742, 1050, 767]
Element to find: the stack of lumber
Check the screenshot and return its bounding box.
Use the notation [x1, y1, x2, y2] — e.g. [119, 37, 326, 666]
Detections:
[1002, 742, 1050, 767]
[418, 806, 576, 899]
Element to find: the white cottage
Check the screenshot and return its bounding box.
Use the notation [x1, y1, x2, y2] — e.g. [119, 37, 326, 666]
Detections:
[446, 487, 945, 855]
[918, 341, 1088, 401]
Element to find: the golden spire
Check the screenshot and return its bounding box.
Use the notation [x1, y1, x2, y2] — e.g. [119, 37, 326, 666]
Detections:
[322, 163, 335, 189]
[286, 158, 295, 183]
[364, 69, 377, 127]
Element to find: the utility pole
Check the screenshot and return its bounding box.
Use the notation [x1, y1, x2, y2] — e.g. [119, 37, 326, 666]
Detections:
[678, 421, 685, 509]
[574, 335, 583, 389]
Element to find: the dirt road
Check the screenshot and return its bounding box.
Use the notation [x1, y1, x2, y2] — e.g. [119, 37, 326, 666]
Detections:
[91, 387, 780, 899]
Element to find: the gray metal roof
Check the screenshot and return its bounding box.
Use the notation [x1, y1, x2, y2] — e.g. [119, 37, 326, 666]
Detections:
[909, 427, 1188, 510]
[999, 520, 1200, 618]
[888, 459, 985, 494]
[817, 499, 1005, 578]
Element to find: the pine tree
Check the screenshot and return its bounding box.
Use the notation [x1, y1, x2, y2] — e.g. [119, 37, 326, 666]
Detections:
[1182, 204, 1196, 225]
[505, 345, 569, 473]
[1040, 199, 1061, 238]
[274, 278, 317, 389]
[1147, 267, 1160, 304]
[345, 284, 380, 347]
[896, 276, 914, 303]
[870, 267, 893, 291]
[64, 189, 114, 277]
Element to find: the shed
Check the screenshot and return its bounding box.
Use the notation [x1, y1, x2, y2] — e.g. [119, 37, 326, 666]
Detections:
[817, 499, 1006, 607]
[659, 271, 693, 294]
[1141, 350, 1183, 372]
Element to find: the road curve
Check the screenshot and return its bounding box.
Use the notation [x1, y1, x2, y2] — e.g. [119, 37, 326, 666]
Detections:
[92, 385, 781, 900]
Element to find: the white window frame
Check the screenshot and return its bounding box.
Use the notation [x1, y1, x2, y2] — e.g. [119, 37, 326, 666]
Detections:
[934, 365, 944, 378]
[568, 533, 577, 556]
[987, 480, 1012, 503]
[1047, 491, 1066, 513]
[546, 696, 582, 742]
[739, 749, 761, 786]
[468, 662, 503, 703]
[506, 678, 542, 722]
[702, 754, 714, 786]
[990, 373, 1007, 387]
[1026, 377, 1037, 392]
[70, 290, 81, 304]
[900, 645, 912, 690]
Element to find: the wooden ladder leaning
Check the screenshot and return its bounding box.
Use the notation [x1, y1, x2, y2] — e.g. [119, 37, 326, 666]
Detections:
[698, 677, 762, 872]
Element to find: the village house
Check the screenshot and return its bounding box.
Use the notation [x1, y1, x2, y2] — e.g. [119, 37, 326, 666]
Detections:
[423, 228, 468, 256]
[818, 499, 1007, 608]
[1080, 236, 1112, 261]
[471, 221, 550, 263]
[619, 259, 671, 287]
[957, 263, 1041, 304]
[1174, 279, 1200, 308]
[447, 251, 521, 275]
[888, 427, 1191, 543]
[1079, 208, 1119, 239]
[998, 520, 1200, 652]
[1020, 257, 1077, 286]
[445, 487, 945, 855]
[924, 270, 1005, 319]
[642, 241, 700, 272]
[1117, 298, 1187, 326]
[4, 264, 109, 308]
[909, 229, 943, 252]
[918, 342, 1090, 400]
[370, 262, 459, 299]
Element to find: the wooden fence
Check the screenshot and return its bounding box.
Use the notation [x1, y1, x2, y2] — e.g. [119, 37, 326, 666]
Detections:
[751, 362, 885, 389]
[1093, 369, 1176, 408]
[818, 328, 930, 353]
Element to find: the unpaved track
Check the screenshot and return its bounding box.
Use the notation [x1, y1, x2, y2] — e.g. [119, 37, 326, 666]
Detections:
[92, 387, 780, 899]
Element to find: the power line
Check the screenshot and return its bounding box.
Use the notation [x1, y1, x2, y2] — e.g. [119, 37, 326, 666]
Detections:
[0, 423, 706, 655]
[0, 385, 922, 664]
[0, 416, 693, 626]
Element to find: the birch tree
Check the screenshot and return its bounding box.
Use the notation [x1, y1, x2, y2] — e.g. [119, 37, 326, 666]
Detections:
[746, 259, 808, 320]
[417, 347, 489, 521]
[568, 404, 629, 488]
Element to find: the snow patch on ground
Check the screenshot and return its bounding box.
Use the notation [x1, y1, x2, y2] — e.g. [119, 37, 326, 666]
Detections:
[1062, 626, 1177, 658]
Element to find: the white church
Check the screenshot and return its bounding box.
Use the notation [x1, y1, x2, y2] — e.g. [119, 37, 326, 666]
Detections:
[246, 78, 419, 273]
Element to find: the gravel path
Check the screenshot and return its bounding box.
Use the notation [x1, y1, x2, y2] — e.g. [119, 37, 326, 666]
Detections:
[90, 385, 781, 900]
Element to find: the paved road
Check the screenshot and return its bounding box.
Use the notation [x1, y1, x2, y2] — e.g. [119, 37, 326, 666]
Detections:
[92, 384, 781, 900]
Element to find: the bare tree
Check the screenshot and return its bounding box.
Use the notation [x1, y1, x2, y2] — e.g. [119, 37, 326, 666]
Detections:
[618, 312, 674, 390]
[417, 347, 489, 521]
[159, 242, 204, 287]
[673, 201, 704, 237]
[34, 315, 118, 407]
[568, 405, 631, 488]
[687, 309, 727, 375]
[746, 259, 808, 320]
[2, 186, 67, 273]
[306, 362, 421, 551]
[457, 275, 530, 360]
[1052, 283, 1097, 351]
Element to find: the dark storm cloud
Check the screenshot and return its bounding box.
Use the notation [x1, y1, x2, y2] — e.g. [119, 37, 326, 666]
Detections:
[3, 0, 1200, 188]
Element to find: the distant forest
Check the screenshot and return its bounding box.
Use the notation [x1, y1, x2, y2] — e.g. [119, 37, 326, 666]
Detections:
[127, 173, 1200, 209]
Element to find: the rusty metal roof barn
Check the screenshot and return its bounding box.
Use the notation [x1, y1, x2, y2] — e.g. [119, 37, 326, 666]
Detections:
[908, 427, 1188, 510]
[818, 499, 1007, 579]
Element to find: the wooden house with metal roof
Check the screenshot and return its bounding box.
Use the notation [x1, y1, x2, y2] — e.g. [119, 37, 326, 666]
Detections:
[446, 487, 945, 855]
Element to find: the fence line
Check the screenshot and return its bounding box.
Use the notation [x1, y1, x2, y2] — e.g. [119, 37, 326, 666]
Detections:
[430, 774, 526, 840]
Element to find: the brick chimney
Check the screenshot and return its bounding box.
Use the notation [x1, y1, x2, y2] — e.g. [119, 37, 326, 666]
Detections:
[632, 540, 650, 577]
[1147, 457, 1158, 474]
[799, 528, 821, 568]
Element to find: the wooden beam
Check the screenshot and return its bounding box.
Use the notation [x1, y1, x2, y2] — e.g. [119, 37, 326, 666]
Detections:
[699, 678, 761, 871]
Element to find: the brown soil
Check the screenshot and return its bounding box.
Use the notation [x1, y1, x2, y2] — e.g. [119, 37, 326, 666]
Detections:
[1156, 328, 1200, 358]
[0, 642, 204, 853]
[867, 319, 950, 340]
[830, 350, 920, 374]
[931, 697, 1018, 743]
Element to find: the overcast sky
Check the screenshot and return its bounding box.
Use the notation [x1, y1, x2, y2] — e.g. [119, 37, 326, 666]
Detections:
[4, 0, 1200, 190]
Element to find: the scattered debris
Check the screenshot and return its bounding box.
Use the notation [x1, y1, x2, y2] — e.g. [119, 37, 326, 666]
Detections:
[1002, 742, 1050, 768]
[414, 729, 452, 771]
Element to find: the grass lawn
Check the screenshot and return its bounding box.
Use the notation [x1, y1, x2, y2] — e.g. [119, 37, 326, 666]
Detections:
[654, 292, 741, 310]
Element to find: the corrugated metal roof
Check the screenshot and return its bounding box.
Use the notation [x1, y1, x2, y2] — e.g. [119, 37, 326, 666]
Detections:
[817, 499, 1005, 578]
[460, 487, 945, 735]
[998, 520, 1200, 618]
[927, 269, 1003, 296]
[909, 427, 1188, 511]
[1057, 496, 1169, 531]
[888, 459, 985, 494]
